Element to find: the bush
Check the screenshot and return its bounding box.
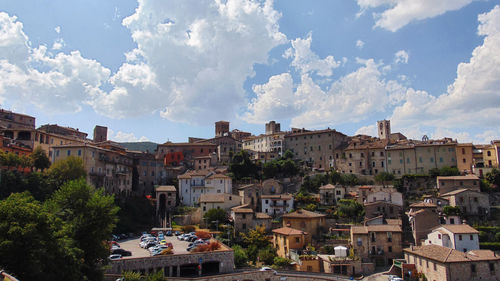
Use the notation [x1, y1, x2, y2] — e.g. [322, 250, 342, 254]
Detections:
[257, 247, 277, 265]
[273, 256, 293, 269]
[182, 225, 196, 233]
[232, 245, 248, 267]
[195, 231, 211, 239]
[192, 241, 221, 252]
[480, 242, 500, 251]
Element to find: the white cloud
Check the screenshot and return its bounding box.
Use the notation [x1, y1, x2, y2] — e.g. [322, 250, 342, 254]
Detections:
[54, 26, 61, 34]
[88, 0, 287, 124]
[108, 128, 150, 142]
[0, 12, 111, 113]
[245, 58, 407, 128]
[284, 33, 340, 76]
[394, 50, 409, 64]
[52, 38, 65, 50]
[356, 39, 365, 49]
[356, 0, 474, 32]
[355, 124, 376, 136]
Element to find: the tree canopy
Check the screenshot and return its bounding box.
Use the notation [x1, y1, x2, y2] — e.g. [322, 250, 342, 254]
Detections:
[31, 146, 51, 171]
[203, 208, 228, 228]
[48, 156, 87, 185]
[228, 150, 260, 180]
[335, 199, 365, 223]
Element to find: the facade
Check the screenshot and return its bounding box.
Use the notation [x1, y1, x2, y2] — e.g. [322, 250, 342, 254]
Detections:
[157, 142, 217, 168]
[408, 204, 440, 246]
[364, 201, 403, 219]
[193, 155, 216, 170]
[178, 170, 232, 206]
[243, 132, 286, 157]
[261, 179, 283, 195]
[351, 224, 403, 266]
[403, 245, 500, 281]
[272, 227, 307, 258]
[128, 151, 163, 196]
[51, 144, 133, 194]
[282, 209, 326, 241]
[199, 193, 241, 216]
[215, 121, 230, 137]
[377, 120, 391, 140]
[436, 175, 480, 195]
[425, 224, 479, 252]
[261, 194, 294, 217]
[237, 184, 261, 211]
[440, 189, 490, 216]
[385, 139, 457, 176]
[365, 191, 403, 206]
[200, 136, 241, 164]
[337, 136, 388, 176]
[230, 205, 272, 233]
[456, 143, 474, 174]
[319, 184, 344, 205]
[93, 125, 108, 142]
[34, 129, 88, 159]
[284, 128, 348, 170]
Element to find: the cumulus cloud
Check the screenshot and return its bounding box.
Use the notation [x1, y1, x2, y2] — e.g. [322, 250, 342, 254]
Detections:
[54, 26, 61, 34]
[356, 39, 365, 49]
[394, 50, 409, 64]
[355, 124, 376, 136]
[245, 58, 407, 127]
[88, 0, 287, 124]
[283, 33, 340, 76]
[356, 0, 474, 32]
[0, 12, 111, 113]
[52, 38, 65, 50]
[108, 128, 149, 142]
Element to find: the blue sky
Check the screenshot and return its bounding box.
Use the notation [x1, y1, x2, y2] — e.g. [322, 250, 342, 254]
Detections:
[1, 0, 499, 143]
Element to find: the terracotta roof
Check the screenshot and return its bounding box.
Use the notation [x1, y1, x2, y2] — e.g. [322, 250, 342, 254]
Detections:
[233, 208, 253, 214]
[440, 188, 483, 197]
[351, 224, 402, 234]
[284, 128, 346, 137]
[272, 227, 306, 236]
[319, 184, 336, 190]
[156, 185, 176, 192]
[199, 194, 226, 203]
[385, 219, 402, 226]
[160, 141, 216, 146]
[437, 175, 479, 181]
[255, 212, 272, 219]
[433, 224, 479, 234]
[282, 209, 326, 219]
[404, 245, 500, 263]
[261, 194, 293, 200]
[207, 174, 231, 179]
[409, 202, 437, 208]
[364, 201, 402, 207]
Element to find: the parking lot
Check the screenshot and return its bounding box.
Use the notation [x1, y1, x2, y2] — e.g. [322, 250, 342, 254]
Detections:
[118, 235, 192, 258]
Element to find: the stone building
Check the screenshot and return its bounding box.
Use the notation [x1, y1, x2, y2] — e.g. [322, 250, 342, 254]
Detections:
[403, 245, 500, 281]
[284, 128, 348, 170]
[337, 136, 388, 176]
[456, 143, 474, 174]
[364, 201, 403, 219]
[237, 184, 261, 211]
[230, 205, 271, 233]
[407, 204, 440, 246]
[157, 142, 217, 168]
[425, 224, 479, 252]
[436, 175, 480, 195]
[0, 109, 36, 149]
[319, 184, 344, 205]
[351, 224, 403, 266]
[282, 209, 327, 241]
[440, 189, 490, 216]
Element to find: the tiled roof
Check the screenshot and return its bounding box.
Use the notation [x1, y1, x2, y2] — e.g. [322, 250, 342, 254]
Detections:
[364, 201, 401, 207]
[404, 245, 500, 263]
[437, 175, 479, 181]
[284, 128, 346, 137]
[255, 212, 272, 219]
[351, 224, 402, 234]
[440, 188, 483, 197]
[282, 209, 326, 219]
[207, 174, 231, 179]
[199, 194, 226, 203]
[409, 202, 437, 208]
[261, 194, 293, 200]
[319, 184, 336, 190]
[433, 224, 479, 234]
[272, 227, 306, 236]
[233, 208, 253, 214]
[385, 219, 402, 226]
[156, 185, 176, 192]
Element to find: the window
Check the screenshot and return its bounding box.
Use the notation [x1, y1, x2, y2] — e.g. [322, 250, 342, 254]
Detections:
[470, 235, 474, 240]
[426, 260, 429, 268]
[381, 161, 384, 167]
[387, 232, 392, 242]
[430, 157, 434, 163]
[295, 237, 300, 243]
[67, 150, 71, 156]
[487, 151, 491, 156]
[459, 235, 463, 241]
[388, 246, 392, 253]
[433, 263, 437, 271]
[242, 214, 246, 219]
[490, 263, 495, 273]
[242, 223, 246, 230]
[471, 264, 476, 274]
[438, 234, 441, 239]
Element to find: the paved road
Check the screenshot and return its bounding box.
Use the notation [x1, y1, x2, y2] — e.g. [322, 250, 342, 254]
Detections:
[118, 236, 191, 259]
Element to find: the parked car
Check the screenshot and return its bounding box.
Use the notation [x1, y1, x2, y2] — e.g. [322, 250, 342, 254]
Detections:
[166, 230, 173, 236]
[188, 236, 198, 242]
[178, 234, 188, 240]
[112, 248, 132, 257]
[108, 254, 122, 260]
[259, 267, 277, 274]
[145, 242, 157, 249]
[174, 231, 181, 236]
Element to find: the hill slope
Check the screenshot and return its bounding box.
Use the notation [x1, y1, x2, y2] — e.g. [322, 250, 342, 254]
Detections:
[119, 141, 158, 152]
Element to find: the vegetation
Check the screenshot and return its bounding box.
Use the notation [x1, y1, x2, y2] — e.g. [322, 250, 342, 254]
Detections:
[114, 195, 155, 234]
[203, 208, 228, 228]
[181, 225, 196, 233]
[429, 166, 460, 177]
[273, 257, 293, 269]
[30, 146, 51, 171]
[228, 150, 260, 180]
[335, 199, 365, 223]
[47, 156, 87, 186]
[257, 247, 277, 265]
[122, 270, 164, 281]
[443, 206, 462, 216]
[262, 150, 300, 179]
[232, 245, 249, 267]
[485, 168, 500, 189]
[240, 226, 274, 263]
[192, 241, 221, 252]
[374, 171, 395, 187]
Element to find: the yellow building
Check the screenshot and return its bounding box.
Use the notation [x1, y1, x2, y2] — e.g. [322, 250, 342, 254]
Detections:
[456, 143, 474, 174]
[272, 227, 307, 258]
[282, 209, 326, 242]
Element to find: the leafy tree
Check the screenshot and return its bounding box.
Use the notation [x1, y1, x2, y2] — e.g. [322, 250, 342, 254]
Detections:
[439, 167, 460, 176]
[228, 150, 260, 180]
[240, 226, 271, 262]
[339, 174, 359, 186]
[282, 149, 294, 160]
[45, 179, 119, 281]
[443, 206, 462, 216]
[335, 199, 365, 222]
[203, 208, 228, 228]
[257, 247, 277, 265]
[232, 245, 248, 267]
[273, 256, 293, 269]
[304, 203, 318, 212]
[31, 146, 51, 171]
[0, 170, 54, 201]
[263, 161, 280, 179]
[485, 168, 500, 188]
[375, 172, 395, 187]
[0, 192, 80, 281]
[48, 156, 86, 185]
[329, 170, 342, 185]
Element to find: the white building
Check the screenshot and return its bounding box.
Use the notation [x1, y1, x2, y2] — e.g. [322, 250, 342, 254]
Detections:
[365, 191, 403, 206]
[425, 224, 479, 252]
[178, 170, 232, 206]
[261, 194, 294, 217]
[199, 193, 241, 216]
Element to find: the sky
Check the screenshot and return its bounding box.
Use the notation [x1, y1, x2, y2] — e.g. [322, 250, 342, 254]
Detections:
[0, 0, 499, 144]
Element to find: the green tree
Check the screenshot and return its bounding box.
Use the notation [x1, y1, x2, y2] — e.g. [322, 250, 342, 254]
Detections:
[0, 192, 80, 281]
[203, 208, 228, 228]
[335, 199, 365, 222]
[273, 256, 293, 269]
[240, 226, 271, 262]
[485, 168, 500, 188]
[48, 156, 87, 185]
[304, 203, 318, 212]
[46, 179, 119, 281]
[439, 166, 460, 176]
[228, 150, 260, 180]
[31, 146, 51, 171]
[340, 174, 358, 186]
[232, 245, 248, 267]
[282, 149, 294, 160]
[263, 161, 280, 179]
[375, 172, 395, 187]
[443, 206, 462, 216]
[257, 247, 277, 265]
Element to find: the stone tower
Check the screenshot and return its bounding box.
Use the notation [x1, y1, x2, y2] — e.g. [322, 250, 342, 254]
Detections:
[215, 121, 230, 137]
[377, 120, 390, 140]
[93, 125, 108, 142]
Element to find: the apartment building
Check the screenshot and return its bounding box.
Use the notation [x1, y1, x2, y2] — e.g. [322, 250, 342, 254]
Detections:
[282, 209, 326, 241]
[0, 109, 36, 149]
[178, 170, 232, 206]
[157, 141, 217, 168]
[128, 150, 164, 196]
[273, 227, 307, 258]
[425, 224, 479, 252]
[199, 135, 242, 164]
[440, 189, 490, 216]
[52, 143, 133, 194]
[403, 245, 500, 281]
[35, 126, 89, 159]
[436, 175, 480, 195]
[337, 136, 388, 176]
[261, 194, 294, 217]
[319, 184, 345, 205]
[351, 224, 403, 266]
[456, 143, 474, 174]
[231, 205, 272, 233]
[243, 121, 286, 156]
[385, 138, 457, 176]
[284, 128, 348, 170]
[199, 193, 241, 216]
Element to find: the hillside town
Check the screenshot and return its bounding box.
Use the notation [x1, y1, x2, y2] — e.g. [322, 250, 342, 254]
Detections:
[1, 107, 500, 281]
